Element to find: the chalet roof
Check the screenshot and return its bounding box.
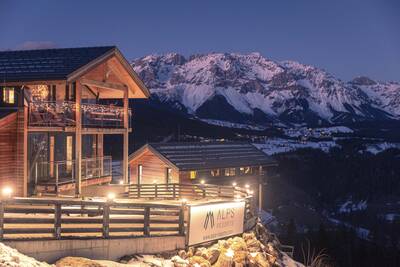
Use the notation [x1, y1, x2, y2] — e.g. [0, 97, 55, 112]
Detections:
[130, 142, 277, 171]
[0, 46, 150, 98]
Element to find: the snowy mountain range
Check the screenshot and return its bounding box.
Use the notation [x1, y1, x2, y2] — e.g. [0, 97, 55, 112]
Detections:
[132, 52, 400, 126]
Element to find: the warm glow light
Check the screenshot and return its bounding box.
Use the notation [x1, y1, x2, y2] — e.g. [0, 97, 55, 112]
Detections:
[181, 198, 187, 203]
[225, 248, 234, 258]
[119, 180, 124, 185]
[200, 179, 205, 184]
[245, 184, 250, 189]
[153, 180, 157, 184]
[2, 187, 12, 198]
[232, 182, 237, 187]
[107, 192, 116, 200]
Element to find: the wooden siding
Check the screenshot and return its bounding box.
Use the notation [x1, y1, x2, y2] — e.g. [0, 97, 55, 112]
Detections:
[0, 111, 26, 196]
[129, 149, 179, 184]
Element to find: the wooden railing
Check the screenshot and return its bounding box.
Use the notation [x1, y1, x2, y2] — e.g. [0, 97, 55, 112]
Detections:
[125, 183, 249, 200]
[0, 198, 184, 241]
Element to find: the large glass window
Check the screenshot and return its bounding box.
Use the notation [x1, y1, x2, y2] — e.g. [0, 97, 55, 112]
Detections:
[239, 166, 252, 175]
[224, 168, 236, 176]
[190, 170, 197, 179]
[3, 87, 15, 104]
[211, 169, 220, 177]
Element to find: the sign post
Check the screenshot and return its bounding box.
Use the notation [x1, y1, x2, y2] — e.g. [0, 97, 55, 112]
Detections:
[187, 201, 245, 246]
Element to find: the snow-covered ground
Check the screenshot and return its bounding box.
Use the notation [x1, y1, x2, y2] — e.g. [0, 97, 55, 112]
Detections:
[364, 142, 400, 154]
[254, 138, 338, 155]
[338, 200, 368, 214]
[200, 118, 267, 130]
[0, 243, 51, 267]
[283, 126, 353, 138]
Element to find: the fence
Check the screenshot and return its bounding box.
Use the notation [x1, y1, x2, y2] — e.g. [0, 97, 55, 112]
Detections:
[34, 156, 112, 191]
[125, 183, 249, 200]
[0, 184, 256, 241]
[0, 198, 184, 241]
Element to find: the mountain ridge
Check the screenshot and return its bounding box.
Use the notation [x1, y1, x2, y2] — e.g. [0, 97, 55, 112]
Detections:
[132, 52, 400, 126]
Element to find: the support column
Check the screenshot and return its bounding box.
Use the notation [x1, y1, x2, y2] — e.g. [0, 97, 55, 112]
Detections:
[75, 82, 82, 196]
[123, 87, 129, 184]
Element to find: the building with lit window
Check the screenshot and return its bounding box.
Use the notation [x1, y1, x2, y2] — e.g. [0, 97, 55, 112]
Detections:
[128, 142, 277, 186]
[0, 46, 149, 196]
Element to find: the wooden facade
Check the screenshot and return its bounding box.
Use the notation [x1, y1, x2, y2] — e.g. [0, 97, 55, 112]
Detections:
[129, 143, 277, 188]
[0, 46, 149, 196]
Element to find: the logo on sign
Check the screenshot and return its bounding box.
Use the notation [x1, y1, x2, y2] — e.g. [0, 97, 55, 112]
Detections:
[204, 211, 215, 229]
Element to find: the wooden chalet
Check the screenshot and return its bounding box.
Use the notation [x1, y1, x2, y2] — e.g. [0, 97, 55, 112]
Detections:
[0, 46, 149, 196]
[128, 142, 277, 186]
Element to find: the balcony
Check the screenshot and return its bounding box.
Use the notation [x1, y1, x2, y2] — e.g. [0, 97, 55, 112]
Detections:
[28, 101, 76, 127]
[32, 156, 112, 193]
[28, 101, 131, 128]
[82, 103, 131, 128]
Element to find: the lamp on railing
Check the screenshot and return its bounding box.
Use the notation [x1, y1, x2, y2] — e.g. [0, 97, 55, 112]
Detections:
[107, 192, 116, 202]
[2, 187, 13, 199]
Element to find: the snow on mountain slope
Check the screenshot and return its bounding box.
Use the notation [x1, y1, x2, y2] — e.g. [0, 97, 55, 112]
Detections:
[132, 53, 400, 126]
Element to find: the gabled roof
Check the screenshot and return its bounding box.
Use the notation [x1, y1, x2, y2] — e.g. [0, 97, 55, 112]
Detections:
[129, 142, 277, 171]
[0, 46, 150, 98]
[0, 46, 115, 82]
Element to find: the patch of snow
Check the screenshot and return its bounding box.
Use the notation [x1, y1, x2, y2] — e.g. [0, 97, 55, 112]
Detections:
[200, 119, 267, 130]
[365, 142, 400, 154]
[338, 200, 367, 213]
[0, 243, 51, 267]
[254, 139, 338, 155]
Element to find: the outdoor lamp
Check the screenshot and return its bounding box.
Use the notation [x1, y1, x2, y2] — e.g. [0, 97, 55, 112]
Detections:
[2, 187, 12, 198]
[107, 192, 116, 201]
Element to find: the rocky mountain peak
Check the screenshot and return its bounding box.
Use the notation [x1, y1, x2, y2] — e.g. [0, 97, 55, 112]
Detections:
[132, 52, 400, 126]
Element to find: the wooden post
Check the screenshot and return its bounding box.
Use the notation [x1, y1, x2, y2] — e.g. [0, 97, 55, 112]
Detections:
[173, 184, 176, 199]
[155, 184, 158, 198]
[123, 87, 129, 185]
[0, 202, 4, 240]
[55, 164, 59, 195]
[54, 203, 61, 239]
[75, 82, 82, 197]
[179, 205, 185, 235]
[144, 207, 150, 236]
[103, 203, 110, 238]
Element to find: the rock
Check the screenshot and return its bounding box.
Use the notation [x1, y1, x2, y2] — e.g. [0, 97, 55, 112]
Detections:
[56, 256, 104, 267]
[171, 255, 189, 267]
[188, 256, 211, 267]
[208, 248, 220, 265]
[178, 250, 187, 259]
[230, 237, 247, 252]
[213, 249, 234, 267]
[248, 252, 270, 267]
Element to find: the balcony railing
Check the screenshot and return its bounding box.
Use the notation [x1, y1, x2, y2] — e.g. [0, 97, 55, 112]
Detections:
[82, 103, 131, 128]
[28, 101, 76, 127]
[32, 156, 112, 191]
[28, 101, 131, 128]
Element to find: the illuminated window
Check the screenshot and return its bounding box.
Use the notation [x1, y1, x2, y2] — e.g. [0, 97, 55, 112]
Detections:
[138, 165, 143, 184]
[166, 167, 172, 183]
[190, 170, 197, 179]
[239, 167, 251, 175]
[211, 169, 220, 177]
[224, 168, 236, 176]
[3, 87, 15, 104]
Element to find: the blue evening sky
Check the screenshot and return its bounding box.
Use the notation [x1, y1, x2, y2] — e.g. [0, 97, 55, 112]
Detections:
[1, 0, 399, 81]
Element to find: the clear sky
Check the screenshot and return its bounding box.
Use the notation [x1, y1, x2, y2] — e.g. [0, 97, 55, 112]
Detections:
[1, 0, 399, 81]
